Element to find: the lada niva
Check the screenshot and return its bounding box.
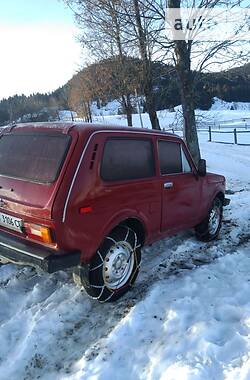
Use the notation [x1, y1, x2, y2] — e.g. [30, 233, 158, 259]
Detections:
[0, 123, 229, 302]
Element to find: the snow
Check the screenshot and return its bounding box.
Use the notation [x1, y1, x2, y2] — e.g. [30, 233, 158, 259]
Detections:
[0, 103, 250, 380]
[92, 109, 176, 130]
[58, 110, 77, 121]
[92, 97, 250, 133]
[91, 97, 250, 119]
[91, 100, 122, 116]
[70, 249, 250, 380]
[211, 97, 250, 111]
[198, 130, 250, 146]
[90, 97, 250, 145]
[91, 97, 145, 117]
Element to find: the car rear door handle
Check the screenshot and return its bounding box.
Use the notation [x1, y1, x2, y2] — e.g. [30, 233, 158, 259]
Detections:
[164, 182, 174, 189]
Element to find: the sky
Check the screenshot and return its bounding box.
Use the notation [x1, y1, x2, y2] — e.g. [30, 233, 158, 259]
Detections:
[0, 0, 82, 101]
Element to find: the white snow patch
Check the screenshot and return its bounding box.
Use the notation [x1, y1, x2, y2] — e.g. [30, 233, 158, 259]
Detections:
[211, 97, 250, 111]
[91, 100, 122, 116]
[58, 110, 77, 121]
[91, 97, 250, 135]
[70, 249, 250, 380]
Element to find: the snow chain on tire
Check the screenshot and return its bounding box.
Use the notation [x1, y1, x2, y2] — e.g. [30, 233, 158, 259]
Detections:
[73, 225, 141, 302]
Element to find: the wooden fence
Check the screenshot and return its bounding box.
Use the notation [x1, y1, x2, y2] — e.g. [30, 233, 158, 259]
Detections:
[204, 126, 250, 145]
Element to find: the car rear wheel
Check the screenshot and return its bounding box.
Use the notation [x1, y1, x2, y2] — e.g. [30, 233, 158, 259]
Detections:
[195, 197, 223, 242]
[73, 226, 141, 302]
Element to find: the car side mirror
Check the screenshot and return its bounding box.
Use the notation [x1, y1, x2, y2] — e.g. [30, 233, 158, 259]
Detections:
[198, 159, 206, 177]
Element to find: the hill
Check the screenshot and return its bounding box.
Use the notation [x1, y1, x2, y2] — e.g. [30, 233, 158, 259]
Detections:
[0, 60, 249, 125]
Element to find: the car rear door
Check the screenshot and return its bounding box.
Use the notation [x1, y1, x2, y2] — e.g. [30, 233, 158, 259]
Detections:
[158, 139, 201, 233]
[0, 129, 75, 222]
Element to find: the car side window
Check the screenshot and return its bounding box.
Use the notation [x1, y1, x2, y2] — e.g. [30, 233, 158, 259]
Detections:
[158, 140, 182, 174]
[181, 146, 192, 173]
[158, 140, 192, 175]
[101, 138, 155, 181]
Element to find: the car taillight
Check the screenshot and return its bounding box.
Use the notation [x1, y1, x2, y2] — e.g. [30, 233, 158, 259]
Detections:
[24, 223, 54, 245]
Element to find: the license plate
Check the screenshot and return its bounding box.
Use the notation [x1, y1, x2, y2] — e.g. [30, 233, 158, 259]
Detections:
[0, 212, 23, 233]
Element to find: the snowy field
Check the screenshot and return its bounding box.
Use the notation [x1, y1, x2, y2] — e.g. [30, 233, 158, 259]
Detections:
[198, 130, 250, 145]
[0, 107, 250, 379]
[92, 97, 250, 145]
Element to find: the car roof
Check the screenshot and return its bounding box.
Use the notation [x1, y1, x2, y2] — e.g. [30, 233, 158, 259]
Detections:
[1, 121, 181, 139]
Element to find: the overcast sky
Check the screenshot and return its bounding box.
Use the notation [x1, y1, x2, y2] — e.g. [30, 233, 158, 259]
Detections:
[0, 0, 82, 101]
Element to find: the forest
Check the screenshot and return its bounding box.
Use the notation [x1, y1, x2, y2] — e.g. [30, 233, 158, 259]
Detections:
[0, 60, 249, 126]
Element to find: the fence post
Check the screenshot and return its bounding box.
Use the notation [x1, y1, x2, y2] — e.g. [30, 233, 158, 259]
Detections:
[234, 128, 238, 144]
[209, 125, 212, 142]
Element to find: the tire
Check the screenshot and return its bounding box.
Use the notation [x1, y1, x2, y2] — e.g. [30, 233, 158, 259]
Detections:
[195, 197, 223, 242]
[73, 226, 141, 302]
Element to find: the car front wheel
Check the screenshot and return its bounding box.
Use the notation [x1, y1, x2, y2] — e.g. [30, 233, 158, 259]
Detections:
[195, 197, 223, 242]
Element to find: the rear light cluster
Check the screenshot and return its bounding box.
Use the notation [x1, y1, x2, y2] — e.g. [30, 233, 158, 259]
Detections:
[24, 223, 54, 245]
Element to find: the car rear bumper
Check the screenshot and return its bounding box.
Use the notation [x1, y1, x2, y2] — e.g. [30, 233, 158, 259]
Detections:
[0, 230, 81, 273]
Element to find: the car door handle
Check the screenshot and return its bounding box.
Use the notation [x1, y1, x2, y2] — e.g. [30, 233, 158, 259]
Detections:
[164, 182, 174, 189]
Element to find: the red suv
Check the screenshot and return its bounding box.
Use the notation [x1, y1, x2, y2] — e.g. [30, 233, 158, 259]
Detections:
[0, 123, 229, 302]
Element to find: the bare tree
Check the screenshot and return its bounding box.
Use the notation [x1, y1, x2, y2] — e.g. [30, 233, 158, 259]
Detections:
[130, 0, 161, 129]
[64, 0, 139, 126]
[69, 72, 93, 122]
[68, 57, 141, 121]
[167, 0, 200, 163]
[64, 0, 162, 130]
[143, 0, 250, 164]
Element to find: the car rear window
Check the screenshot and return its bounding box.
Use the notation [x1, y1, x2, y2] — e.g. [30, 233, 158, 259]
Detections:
[0, 133, 71, 183]
[101, 138, 155, 181]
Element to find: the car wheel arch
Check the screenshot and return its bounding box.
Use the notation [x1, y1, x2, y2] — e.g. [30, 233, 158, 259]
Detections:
[119, 217, 146, 247]
[104, 215, 147, 248]
[215, 191, 225, 203]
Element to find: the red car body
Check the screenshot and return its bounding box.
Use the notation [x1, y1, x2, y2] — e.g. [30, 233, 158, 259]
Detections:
[0, 122, 227, 273]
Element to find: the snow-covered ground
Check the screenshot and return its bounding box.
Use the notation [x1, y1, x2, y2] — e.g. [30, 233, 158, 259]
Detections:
[91, 97, 250, 118]
[210, 98, 250, 112]
[0, 110, 250, 380]
[59, 110, 77, 121]
[91, 98, 250, 145]
[72, 248, 250, 380]
[91, 100, 123, 116]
